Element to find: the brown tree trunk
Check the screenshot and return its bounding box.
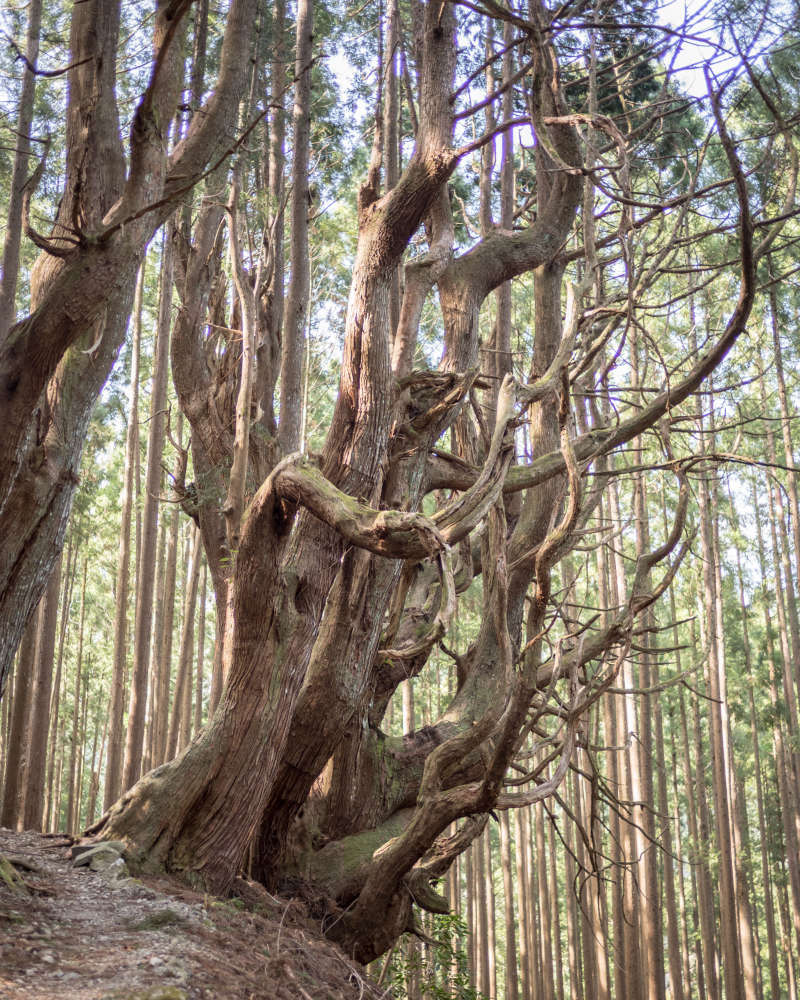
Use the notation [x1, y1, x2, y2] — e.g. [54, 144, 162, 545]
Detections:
[499, 809, 519, 1000]
[630, 335, 666, 1000]
[45, 538, 74, 832]
[168, 526, 202, 759]
[754, 480, 800, 964]
[738, 510, 787, 1000]
[106, 262, 144, 809]
[688, 679, 721, 1000]
[194, 562, 207, 735]
[0, 0, 43, 342]
[23, 555, 62, 830]
[1, 615, 39, 828]
[123, 225, 174, 789]
[514, 804, 532, 1000]
[607, 474, 644, 1000]
[534, 801, 554, 1000]
[66, 560, 88, 835]
[278, 0, 313, 454]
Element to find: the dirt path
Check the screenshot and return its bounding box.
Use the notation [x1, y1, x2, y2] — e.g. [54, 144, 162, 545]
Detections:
[0, 829, 385, 1000]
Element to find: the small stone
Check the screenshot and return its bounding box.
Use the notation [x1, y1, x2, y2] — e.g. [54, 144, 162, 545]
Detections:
[96, 855, 130, 880]
[160, 958, 188, 983]
[41, 952, 55, 964]
[118, 989, 187, 1000]
[149, 956, 163, 967]
[72, 844, 123, 869]
[71, 841, 126, 864]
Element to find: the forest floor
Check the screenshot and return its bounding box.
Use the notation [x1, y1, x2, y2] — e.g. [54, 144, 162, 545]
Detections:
[0, 829, 387, 1000]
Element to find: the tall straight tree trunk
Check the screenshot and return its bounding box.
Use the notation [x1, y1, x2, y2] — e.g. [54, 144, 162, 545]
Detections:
[278, 0, 313, 454]
[45, 538, 73, 832]
[194, 561, 207, 734]
[689, 678, 722, 1000]
[466, 834, 476, 991]
[630, 336, 666, 1000]
[768, 274, 800, 706]
[86, 715, 106, 826]
[597, 499, 627, 1000]
[1, 616, 39, 827]
[548, 816, 564, 1000]
[152, 420, 182, 766]
[257, 0, 285, 440]
[668, 713, 696, 1000]
[535, 798, 554, 1000]
[384, 0, 400, 342]
[148, 518, 169, 767]
[572, 768, 596, 1000]
[1, 669, 11, 771]
[73, 659, 91, 833]
[499, 810, 519, 1000]
[777, 870, 800, 1000]
[607, 473, 644, 1000]
[696, 419, 745, 1000]
[475, 830, 489, 997]
[564, 800, 584, 1000]
[761, 388, 800, 806]
[123, 228, 174, 789]
[0, 0, 43, 342]
[705, 430, 759, 1000]
[23, 555, 62, 830]
[168, 526, 202, 758]
[514, 804, 532, 1000]
[523, 805, 541, 1000]
[762, 466, 800, 956]
[484, 827, 497, 1000]
[655, 684, 684, 1000]
[52, 714, 66, 832]
[66, 560, 88, 835]
[105, 263, 144, 809]
[742, 605, 789, 1000]
[754, 481, 800, 965]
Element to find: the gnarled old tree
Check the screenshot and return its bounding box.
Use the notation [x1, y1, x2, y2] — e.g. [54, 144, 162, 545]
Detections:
[3, 0, 796, 967]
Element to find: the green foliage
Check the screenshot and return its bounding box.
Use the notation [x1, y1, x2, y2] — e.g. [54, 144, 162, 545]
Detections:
[384, 915, 488, 1000]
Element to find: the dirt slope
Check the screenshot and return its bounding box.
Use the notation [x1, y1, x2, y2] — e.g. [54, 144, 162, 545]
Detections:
[0, 829, 386, 1000]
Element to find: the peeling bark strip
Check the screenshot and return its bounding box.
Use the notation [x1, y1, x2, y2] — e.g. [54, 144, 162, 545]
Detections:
[4, 0, 785, 972]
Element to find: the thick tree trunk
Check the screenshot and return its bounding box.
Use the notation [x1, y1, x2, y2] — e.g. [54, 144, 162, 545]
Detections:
[73, 0, 763, 974]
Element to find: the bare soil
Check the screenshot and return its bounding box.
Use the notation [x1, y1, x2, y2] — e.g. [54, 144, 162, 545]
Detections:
[0, 829, 386, 1000]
